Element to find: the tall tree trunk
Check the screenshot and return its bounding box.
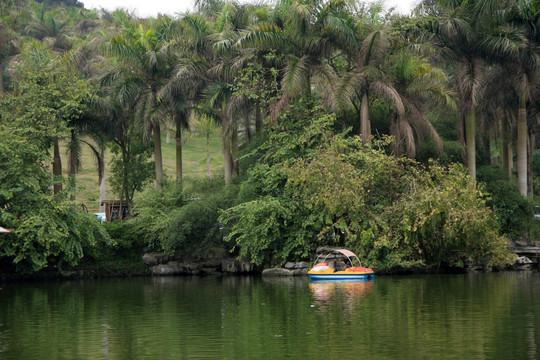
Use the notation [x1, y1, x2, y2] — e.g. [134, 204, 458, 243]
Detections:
[175, 113, 183, 184]
[53, 138, 62, 195]
[255, 101, 263, 138]
[528, 126, 535, 197]
[153, 122, 164, 190]
[360, 93, 370, 145]
[166, 130, 171, 144]
[517, 101, 527, 197]
[222, 105, 233, 184]
[489, 128, 498, 165]
[231, 121, 238, 176]
[501, 116, 509, 178]
[244, 111, 251, 143]
[0, 58, 4, 97]
[120, 141, 130, 204]
[99, 146, 106, 213]
[68, 130, 77, 200]
[508, 141, 514, 182]
[99, 170, 106, 212]
[223, 132, 233, 184]
[464, 104, 476, 180]
[206, 132, 211, 178]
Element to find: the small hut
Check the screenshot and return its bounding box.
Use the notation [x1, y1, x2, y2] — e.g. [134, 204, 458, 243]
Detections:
[101, 200, 130, 221]
[0, 226, 11, 234]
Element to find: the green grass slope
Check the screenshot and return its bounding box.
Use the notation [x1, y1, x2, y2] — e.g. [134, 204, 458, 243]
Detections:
[60, 133, 224, 213]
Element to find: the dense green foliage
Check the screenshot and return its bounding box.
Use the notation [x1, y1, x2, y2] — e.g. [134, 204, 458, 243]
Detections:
[130, 179, 240, 261]
[0, 95, 109, 273]
[219, 98, 510, 270]
[108, 138, 154, 203]
[1, 0, 537, 274]
[477, 166, 531, 239]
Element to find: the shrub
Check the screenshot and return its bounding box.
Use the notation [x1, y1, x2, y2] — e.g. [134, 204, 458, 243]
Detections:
[477, 165, 530, 239]
[130, 178, 240, 261]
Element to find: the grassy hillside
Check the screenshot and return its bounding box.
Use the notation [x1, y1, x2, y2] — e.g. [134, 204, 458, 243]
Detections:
[60, 132, 224, 213]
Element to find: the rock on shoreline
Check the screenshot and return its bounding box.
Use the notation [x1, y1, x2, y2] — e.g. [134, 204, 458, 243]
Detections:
[142, 252, 255, 275]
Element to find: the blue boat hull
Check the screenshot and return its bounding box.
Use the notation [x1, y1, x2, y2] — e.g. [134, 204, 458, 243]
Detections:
[308, 273, 374, 280]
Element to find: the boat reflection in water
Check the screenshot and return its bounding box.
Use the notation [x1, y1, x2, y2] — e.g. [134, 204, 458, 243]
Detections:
[309, 279, 374, 309]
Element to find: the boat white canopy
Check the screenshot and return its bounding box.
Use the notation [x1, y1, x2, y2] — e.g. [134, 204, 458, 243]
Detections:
[315, 248, 363, 267]
[335, 249, 356, 258]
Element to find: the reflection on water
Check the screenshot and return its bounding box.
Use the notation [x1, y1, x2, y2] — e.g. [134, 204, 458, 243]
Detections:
[0, 272, 539, 359]
[309, 280, 374, 318]
[309, 279, 373, 302]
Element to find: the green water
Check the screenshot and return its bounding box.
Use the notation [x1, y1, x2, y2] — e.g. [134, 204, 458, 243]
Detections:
[0, 272, 539, 360]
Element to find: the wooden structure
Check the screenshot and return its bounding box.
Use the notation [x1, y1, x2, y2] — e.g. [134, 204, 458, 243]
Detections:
[101, 200, 130, 221]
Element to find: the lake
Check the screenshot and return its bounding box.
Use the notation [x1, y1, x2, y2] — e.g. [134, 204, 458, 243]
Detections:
[0, 271, 539, 359]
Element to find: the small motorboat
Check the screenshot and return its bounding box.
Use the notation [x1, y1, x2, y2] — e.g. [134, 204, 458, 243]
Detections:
[308, 248, 374, 280]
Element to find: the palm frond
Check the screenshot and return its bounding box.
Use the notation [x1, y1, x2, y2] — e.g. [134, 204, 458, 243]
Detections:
[399, 116, 416, 158]
[404, 96, 444, 155]
[213, 38, 236, 55]
[370, 81, 405, 117]
[79, 139, 106, 182]
[480, 24, 526, 61]
[437, 11, 473, 42]
[282, 54, 310, 96]
[455, 57, 486, 106]
[236, 22, 291, 50]
[333, 71, 364, 111]
[176, 56, 210, 79]
[360, 28, 386, 68]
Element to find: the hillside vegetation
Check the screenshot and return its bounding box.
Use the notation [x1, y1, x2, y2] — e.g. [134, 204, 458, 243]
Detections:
[0, 0, 537, 274]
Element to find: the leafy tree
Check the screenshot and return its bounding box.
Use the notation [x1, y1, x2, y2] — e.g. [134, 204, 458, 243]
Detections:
[0, 108, 109, 274]
[6, 53, 93, 194]
[108, 132, 154, 205]
[232, 51, 281, 138]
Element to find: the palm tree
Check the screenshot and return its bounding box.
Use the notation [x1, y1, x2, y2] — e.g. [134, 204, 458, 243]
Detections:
[162, 14, 214, 183]
[102, 18, 177, 190]
[236, 0, 354, 113]
[506, 3, 539, 197]
[477, 64, 518, 179]
[478, 0, 540, 196]
[389, 51, 455, 157]
[171, 4, 252, 183]
[334, 18, 405, 145]
[424, 0, 490, 180]
[25, 3, 72, 53]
